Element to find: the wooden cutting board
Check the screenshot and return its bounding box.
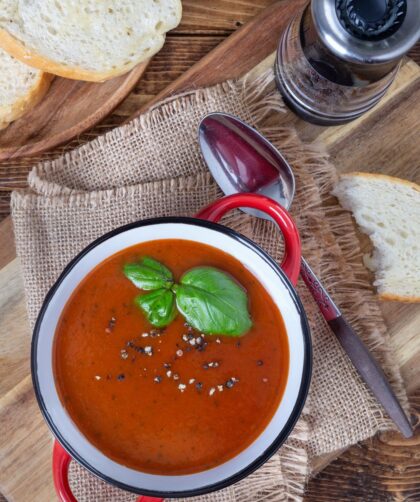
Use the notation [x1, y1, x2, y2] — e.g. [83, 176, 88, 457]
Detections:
[0, 62, 149, 161]
[0, 2, 419, 500]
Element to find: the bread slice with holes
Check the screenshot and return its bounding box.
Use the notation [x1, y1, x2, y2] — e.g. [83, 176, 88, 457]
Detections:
[0, 0, 182, 82]
[0, 46, 52, 130]
[332, 172, 420, 302]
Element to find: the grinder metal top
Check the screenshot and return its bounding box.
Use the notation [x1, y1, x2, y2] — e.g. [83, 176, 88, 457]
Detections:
[312, 0, 420, 65]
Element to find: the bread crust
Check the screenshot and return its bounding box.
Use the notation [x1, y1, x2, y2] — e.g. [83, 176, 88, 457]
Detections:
[338, 172, 420, 304]
[0, 27, 160, 82]
[341, 171, 420, 192]
[0, 70, 53, 130]
[379, 292, 420, 303]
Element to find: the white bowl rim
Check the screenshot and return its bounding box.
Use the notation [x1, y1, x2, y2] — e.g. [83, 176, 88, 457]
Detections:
[31, 216, 312, 498]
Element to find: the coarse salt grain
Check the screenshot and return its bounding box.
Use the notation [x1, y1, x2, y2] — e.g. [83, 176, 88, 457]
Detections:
[216, 338, 221, 344]
[166, 370, 172, 378]
[189, 378, 195, 384]
[95, 375, 101, 380]
[173, 373, 180, 380]
[217, 385, 224, 392]
[209, 387, 216, 396]
[142, 333, 149, 337]
[176, 349, 183, 357]
[144, 346, 153, 356]
[178, 384, 186, 392]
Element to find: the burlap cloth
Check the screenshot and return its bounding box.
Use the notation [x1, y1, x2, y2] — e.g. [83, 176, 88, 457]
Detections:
[11, 70, 408, 501]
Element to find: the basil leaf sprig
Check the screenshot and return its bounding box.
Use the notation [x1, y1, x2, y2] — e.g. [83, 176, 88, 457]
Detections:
[135, 289, 177, 328]
[124, 257, 173, 290]
[123, 257, 252, 336]
[173, 268, 252, 336]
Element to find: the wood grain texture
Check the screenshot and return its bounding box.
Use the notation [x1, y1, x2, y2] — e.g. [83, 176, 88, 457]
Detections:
[177, 0, 278, 33]
[0, 61, 149, 162]
[0, 376, 54, 502]
[0, 259, 29, 396]
[0, 2, 419, 501]
[306, 391, 420, 502]
[0, 217, 14, 266]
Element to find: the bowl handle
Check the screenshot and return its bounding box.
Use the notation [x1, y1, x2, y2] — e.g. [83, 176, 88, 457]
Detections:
[52, 441, 163, 502]
[196, 193, 301, 286]
[53, 442, 77, 502]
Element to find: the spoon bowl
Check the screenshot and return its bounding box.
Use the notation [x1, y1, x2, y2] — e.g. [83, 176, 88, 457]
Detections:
[198, 112, 295, 219]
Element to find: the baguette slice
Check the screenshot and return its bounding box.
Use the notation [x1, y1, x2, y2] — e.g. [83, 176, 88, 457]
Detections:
[0, 0, 181, 82]
[0, 46, 52, 130]
[332, 172, 420, 302]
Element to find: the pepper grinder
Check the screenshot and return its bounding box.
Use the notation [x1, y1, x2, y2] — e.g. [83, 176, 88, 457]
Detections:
[275, 0, 420, 125]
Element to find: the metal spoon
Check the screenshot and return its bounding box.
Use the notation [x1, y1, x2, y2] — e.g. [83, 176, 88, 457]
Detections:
[198, 112, 413, 438]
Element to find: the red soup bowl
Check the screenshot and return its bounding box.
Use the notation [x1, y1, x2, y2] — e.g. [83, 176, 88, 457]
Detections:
[32, 193, 311, 501]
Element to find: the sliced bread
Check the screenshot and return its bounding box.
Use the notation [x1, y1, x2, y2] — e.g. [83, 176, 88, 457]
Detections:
[332, 172, 420, 302]
[0, 46, 51, 130]
[0, 0, 182, 82]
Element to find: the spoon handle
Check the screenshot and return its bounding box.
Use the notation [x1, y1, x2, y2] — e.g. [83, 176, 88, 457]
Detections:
[300, 257, 341, 321]
[299, 257, 413, 438]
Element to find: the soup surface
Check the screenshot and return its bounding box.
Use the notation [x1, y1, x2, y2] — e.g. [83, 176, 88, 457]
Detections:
[54, 239, 289, 475]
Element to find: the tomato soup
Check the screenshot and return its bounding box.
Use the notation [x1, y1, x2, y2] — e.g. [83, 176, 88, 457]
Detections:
[53, 239, 289, 475]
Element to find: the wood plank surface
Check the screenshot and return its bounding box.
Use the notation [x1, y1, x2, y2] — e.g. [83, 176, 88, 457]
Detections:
[0, 1, 419, 501]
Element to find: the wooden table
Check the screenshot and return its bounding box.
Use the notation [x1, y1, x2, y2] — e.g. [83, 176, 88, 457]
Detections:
[0, 2, 419, 501]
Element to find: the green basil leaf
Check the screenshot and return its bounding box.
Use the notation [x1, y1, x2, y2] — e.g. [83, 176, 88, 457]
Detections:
[124, 257, 173, 290]
[135, 289, 177, 327]
[173, 267, 252, 336]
